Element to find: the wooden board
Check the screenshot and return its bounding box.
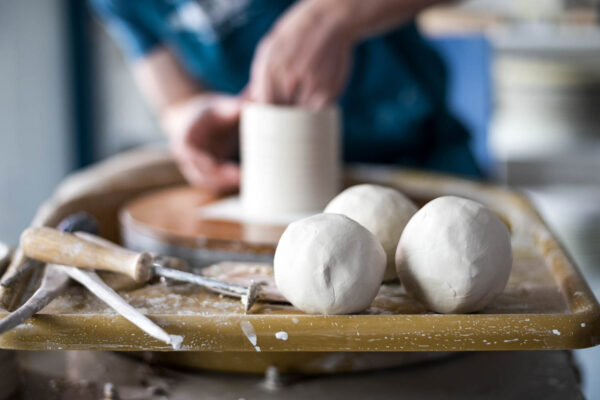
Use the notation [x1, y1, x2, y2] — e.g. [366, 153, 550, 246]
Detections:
[0, 163, 598, 356]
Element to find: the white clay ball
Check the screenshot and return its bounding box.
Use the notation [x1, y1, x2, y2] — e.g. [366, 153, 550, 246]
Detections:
[274, 213, 386, 315]
[395, 196, 512, 314]
[324, 184, 417, 281]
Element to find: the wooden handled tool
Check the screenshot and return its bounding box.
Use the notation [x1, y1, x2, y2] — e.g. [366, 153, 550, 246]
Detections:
[20, 226, 263, 312]
[1, 212, 182, 349]
[21, 227, 153, 283]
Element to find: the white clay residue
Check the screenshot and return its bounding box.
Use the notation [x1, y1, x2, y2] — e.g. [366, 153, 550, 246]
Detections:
[240, 321, 261, 352]
[169, 334, 184, 350]
[275, 331, 288, 341]
[198, 196, 314, 225]
[68, 242, 83, 257]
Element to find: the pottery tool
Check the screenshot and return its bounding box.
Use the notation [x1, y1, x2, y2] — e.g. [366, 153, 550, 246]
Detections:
[15, 262, 183, 349]
[53, 264, 183, 350]
[0, 213, 100, 288]
[0, 265, 69, 334]
[0, 213, 182, 349]
[0, 259, 39, 288]
[20, 226, 264, 313]
[0, 213, 100, 334]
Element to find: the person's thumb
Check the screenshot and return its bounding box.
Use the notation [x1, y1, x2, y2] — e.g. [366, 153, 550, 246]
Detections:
[212, 96, 242, 122]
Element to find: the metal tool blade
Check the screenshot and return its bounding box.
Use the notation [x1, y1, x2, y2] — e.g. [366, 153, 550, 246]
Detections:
[0, 266, 70, 334]
[152, 265, 261, 313]
[54, 265, 183, 350]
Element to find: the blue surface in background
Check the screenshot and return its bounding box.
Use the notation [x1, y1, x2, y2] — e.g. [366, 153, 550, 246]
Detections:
[428, 35, 494, 174]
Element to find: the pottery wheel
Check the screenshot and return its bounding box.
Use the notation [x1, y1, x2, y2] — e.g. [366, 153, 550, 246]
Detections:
[120, 185, 287, 268]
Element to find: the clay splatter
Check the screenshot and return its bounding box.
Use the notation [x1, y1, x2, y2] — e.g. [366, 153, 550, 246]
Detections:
[240, 321, 261, 352]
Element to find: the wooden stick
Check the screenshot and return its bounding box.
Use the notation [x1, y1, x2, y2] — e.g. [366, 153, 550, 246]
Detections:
[54, 265, 183, 350]
[20, 227, 153, 283]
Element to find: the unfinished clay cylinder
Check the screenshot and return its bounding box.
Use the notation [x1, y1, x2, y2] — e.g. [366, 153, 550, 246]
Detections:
[240, 103, 341, 217]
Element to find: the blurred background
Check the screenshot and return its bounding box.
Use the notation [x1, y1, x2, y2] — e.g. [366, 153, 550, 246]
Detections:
[0, 0, 599, 397]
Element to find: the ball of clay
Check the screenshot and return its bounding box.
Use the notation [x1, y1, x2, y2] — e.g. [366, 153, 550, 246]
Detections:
[324, 184, 417, 281]
[395, 196, 512, 314]
[274, 213, 386, 315]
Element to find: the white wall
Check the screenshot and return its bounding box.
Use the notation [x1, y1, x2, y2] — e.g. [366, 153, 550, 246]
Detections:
[0, 0, 71, 245]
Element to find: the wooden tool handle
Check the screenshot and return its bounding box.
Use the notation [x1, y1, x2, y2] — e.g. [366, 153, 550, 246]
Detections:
[20, 227, 153, 282]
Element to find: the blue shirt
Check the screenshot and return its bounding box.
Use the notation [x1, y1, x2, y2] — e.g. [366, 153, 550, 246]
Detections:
[90, 0, 481, 178]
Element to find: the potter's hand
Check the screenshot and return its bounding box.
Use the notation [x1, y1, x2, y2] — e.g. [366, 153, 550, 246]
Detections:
[248, 0, 437, 109]
[162, 94, 241, 192]
[248, 0, 354, 110]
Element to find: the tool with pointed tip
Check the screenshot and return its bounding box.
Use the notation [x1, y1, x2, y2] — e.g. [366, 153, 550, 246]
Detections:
[0, 213, 183, 349]
[53, 264, 183, 350]
[0, 213, 100, 334]
[20, 226, 263, 313]
[0, 265, 70, 334]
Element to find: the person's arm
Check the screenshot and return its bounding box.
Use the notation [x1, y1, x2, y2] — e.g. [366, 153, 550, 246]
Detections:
[332, 0, 443, 41]
[89, 0, 241, 192]
[130, 46, 200, 113]
[249, 0, 446, 109]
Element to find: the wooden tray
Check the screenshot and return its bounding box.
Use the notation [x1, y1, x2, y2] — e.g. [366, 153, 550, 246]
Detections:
[0, 150, 598, 355]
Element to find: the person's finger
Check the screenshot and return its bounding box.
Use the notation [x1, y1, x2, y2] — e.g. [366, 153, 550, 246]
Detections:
[185, 148, 240, 193]
[214, 162, 241, 192]
[249, 44, 275, 103]
[238, 86, 251, 101]
[274, 65, 300, 105]
[190, 99, 238, 136]
[251, 70, 275, 104]
[180, 148, 219, 187]
[177, 158, 208, 187]
[296, 75, 319, 107]
[248, 52, 264, 102]
[305, 91, 331, 111]
[211, 95, 242, 121]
